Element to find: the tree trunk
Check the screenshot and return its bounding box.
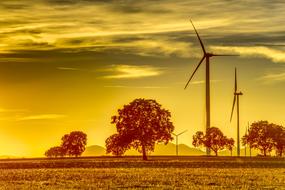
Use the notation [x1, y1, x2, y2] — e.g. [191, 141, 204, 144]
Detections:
[215, 151, 218, 156]
[263, 148, 267, 156]
[230, 150, 232, 157]
[250, 147, 252, 157]
[142, 144, 147, 161]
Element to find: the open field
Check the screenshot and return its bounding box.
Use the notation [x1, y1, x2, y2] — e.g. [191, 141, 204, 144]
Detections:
[0, 156, 284, 189]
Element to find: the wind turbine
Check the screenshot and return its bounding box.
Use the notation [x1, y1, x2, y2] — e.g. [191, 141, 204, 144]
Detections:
[172, 130, 188, 156]
[244, 122, 249, 156]
[230, 68, 243, 157]
[184, 19, 238, 155]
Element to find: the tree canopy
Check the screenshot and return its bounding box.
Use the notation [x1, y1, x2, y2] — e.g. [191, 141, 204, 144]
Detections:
[242, 121, 285, 156]
[193, 127, 234, 156]
[44, 131, 87, 157]
[106, 98, 174, 160]
[45, 146, 65, 158]
[61, 131, 87, 157]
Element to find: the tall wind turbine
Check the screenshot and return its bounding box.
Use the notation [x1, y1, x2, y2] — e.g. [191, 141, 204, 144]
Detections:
[172, 130, 187, 156]
[230, 68, 243, 156]
[184, 19, 238, 155]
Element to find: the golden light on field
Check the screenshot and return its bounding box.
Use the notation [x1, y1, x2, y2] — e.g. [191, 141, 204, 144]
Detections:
[0, 0, 284, 157]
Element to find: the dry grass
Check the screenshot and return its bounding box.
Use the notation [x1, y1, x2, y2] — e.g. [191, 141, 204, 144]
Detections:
[0, 156, 284, 189]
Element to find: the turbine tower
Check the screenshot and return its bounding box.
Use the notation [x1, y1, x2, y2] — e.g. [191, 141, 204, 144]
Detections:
[172, 130, 187, 156]
[230, 68, 243, 157]
[184, 19, 238, 156]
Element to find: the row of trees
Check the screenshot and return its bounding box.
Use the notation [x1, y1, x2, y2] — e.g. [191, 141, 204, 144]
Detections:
[45, 131, 87, 157]
[44, 99, 284, 159]
[192, 121, 285, 157]
[105, 98, 284, 159]
[104, 99, 236, 159]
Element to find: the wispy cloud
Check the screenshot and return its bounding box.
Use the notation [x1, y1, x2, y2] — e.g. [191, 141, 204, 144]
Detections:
[177, 80, 221, 85]
[56, 67, 81, 71]
[17, 114, 66, 121]
[211, 46, 285, 63]
[258, 72, 285, 84]
[124, 39, 193, 58]
[1, 0, 285, 58]
[0, 108, 27, 113]
[104, 85, 168, 89]
[190, 80, 221, 84]
[102, 65, 163, 79]
[55, 36, 195, 58]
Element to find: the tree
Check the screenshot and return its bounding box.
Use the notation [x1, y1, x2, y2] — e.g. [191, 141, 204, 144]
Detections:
[61, 131, 87, 157]
[45, 146, 65, 158]
[192, 131, 205, 147]
[242, 121, 276, 156]
[106, 98, 174, 160]
[225, 138, 235, 156]
[271, 124, 285, 157]
[192, 127, 233, 156]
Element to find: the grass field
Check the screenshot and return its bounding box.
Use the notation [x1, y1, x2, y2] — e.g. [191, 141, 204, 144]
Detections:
[0, 156, 284, 189]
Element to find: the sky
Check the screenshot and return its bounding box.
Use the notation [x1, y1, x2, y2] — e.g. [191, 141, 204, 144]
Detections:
[0, 0, 284, 157]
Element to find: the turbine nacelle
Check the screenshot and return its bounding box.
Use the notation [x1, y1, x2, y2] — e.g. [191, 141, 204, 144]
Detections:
[234, 92, 243, 96]
[230, 68, 243, 122]
[206, 53, 214, 57]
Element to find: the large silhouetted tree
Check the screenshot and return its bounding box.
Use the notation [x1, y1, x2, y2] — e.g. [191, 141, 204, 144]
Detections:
[106, 98, 174, 160]
[193, 127, 234, 156]
[61, 131, 87, 157]
[243, 121, 284, 156]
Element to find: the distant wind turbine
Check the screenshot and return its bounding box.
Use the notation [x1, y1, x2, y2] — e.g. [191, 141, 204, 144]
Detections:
[244, 122, 249, 157]
[230, 68, 243, 157]
[172, 130, 188, 156]
[184, 19, 239, 156]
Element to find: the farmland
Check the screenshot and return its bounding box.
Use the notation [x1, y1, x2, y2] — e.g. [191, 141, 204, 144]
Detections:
[0, 156, 284, 189]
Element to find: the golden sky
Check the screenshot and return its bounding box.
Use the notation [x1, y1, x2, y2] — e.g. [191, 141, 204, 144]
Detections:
[0, 0, 284, 157]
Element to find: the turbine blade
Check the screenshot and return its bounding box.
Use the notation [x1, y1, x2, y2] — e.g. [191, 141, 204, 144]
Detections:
[235, 68, 237, 92]
[190, 19, 206, 54]
[230, 95, 236, 122]
[177, 130, 188, 136]
[184, 56, 205, 89]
